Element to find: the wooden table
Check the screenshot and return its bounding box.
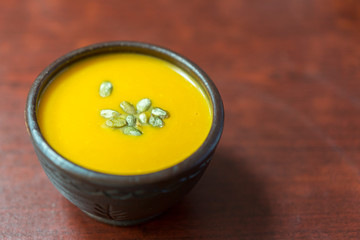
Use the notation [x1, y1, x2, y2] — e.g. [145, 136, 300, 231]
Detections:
[1, 0, 360, 239]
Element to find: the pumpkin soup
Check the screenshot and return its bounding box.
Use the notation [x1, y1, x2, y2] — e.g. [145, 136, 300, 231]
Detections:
[37, 53, 212, 175]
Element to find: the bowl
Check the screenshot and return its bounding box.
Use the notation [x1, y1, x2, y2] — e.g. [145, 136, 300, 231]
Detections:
[25, 41, 224, 226]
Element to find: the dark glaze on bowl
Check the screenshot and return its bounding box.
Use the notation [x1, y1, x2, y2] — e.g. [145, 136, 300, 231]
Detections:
[25, 41, 224, 226]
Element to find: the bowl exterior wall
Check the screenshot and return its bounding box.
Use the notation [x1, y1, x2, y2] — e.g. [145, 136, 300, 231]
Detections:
[32, 141, 214, 225]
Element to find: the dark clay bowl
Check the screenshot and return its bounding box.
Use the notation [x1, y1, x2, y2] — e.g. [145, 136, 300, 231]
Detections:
[25, 41, 224, 226]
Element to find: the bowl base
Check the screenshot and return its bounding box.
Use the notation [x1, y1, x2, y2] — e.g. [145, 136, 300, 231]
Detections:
[82, 210, 161, 226]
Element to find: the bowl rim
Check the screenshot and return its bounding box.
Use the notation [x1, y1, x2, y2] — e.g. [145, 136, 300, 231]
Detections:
[25, 41, 224, 186]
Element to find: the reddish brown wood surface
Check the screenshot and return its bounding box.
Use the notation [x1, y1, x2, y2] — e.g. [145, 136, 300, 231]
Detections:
[1, 0, 360, 239]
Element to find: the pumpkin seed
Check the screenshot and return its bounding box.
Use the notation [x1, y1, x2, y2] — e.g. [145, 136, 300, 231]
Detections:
[149, 115, 164, 128]
[99, 81, 113, 97]
[138, 113, 148, 124]
[149, 115, 155, 125]
[136, 98, 152, 113]
[151, 107, 169, 119]
[122, 126, 142, 136]
[120, 101, 136, 114]
[126, 115, 136, 127]
[100, 109, 120, 119]
[105, 118, 127, 128]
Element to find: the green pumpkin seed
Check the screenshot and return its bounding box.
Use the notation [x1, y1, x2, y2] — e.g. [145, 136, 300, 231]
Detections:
[136, 98, 152, 113]
[151, 107, 169, 119]
[100, 109, 120, 119]
[126, 115, 136, 127]
[122, 126, 142, 136]
[149, 115, 155, 125]
[99, 81, 113, 97]
[120, 101, 136, 114]
[149, 115, 164, 128]
[154, 117, 164, 128]
[105, 118, 127, 128]
[138, 113, 148, 124]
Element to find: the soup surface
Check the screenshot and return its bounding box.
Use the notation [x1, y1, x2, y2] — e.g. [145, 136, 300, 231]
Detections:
[38, 53, 212, 175]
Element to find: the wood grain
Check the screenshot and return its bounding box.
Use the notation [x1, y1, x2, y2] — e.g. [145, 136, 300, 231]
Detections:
[1, 0, 360, 239]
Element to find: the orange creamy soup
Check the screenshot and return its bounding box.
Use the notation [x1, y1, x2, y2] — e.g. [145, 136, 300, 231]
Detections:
[38, 53, 212, 175]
